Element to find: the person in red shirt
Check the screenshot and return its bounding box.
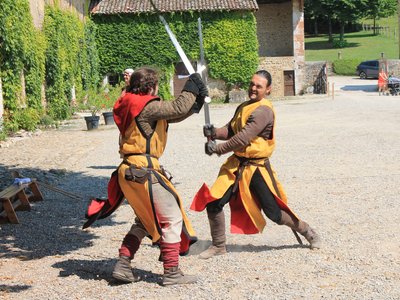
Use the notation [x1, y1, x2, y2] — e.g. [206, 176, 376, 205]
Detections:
[378, 68, 388, 96]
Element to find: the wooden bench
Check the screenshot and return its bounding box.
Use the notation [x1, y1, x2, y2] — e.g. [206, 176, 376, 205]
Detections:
[0, 180, 44, 224]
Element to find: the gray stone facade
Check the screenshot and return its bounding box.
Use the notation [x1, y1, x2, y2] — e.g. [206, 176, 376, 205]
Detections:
[255, 0, 305, 98]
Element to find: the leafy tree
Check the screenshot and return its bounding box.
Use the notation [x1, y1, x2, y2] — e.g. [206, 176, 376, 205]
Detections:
[363, 0, 397, 35]
[305, 0, 339, 42]
[304, 0, 323, 35]
[330, 0, 368, 41]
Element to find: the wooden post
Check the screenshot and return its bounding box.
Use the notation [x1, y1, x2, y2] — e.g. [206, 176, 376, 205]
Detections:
[327, 81, 330, 97]
[332, 82, 335, 100]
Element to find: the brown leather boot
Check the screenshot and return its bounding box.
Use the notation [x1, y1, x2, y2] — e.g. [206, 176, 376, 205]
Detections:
[279, 211, 321, 249]
[162, 266, 197, 286]
[112, 256, 140, 283]
[199, 210, 227, 259]
[301, 224, 322, 249]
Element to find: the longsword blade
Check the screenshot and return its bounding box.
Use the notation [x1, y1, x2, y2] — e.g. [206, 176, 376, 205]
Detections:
[159, 15, 195, 75]
[197, 17, 211, 125]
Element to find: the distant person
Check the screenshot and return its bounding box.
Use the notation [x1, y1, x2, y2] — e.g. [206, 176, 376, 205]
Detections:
[378, 68, 388, 96]
[121, 68, 134, 96]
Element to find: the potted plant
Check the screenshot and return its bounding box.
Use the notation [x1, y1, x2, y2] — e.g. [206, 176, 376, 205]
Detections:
[83, 89, 103, 130]
[101, 83, 123, 125]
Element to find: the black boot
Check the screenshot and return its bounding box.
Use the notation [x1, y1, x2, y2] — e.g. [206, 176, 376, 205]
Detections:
[112, 256, 140, 283]
[199, 210, 227, 259]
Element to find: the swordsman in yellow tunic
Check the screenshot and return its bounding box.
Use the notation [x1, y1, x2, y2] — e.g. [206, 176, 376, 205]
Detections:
[112, 68, 208, 285]
[191, 70, 321, 259]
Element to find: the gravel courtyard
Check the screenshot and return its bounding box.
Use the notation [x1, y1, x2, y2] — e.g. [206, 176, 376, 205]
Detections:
[0, 76, 399, 299]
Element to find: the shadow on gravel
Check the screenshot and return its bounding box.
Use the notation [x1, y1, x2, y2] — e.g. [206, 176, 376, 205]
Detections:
[53, 258, 161, 285]
[0, 164, 124, 260]
[335, 78, 378, 93]
[340, 84, 377, 92]
[187, 240, 306, 256]
[87, 165, 117, 170]
[0, 284, 31, 294]
[227, 243, 306, 252]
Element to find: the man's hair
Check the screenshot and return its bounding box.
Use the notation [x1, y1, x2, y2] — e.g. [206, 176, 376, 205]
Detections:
[127, 67, 159, 94]
[255, 70, 272, 87]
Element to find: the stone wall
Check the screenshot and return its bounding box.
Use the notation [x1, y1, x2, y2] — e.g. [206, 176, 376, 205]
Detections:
[256, 2, 293, 57]
[255, 0, 305, 97]
[258, 56, 296, 98]
[302, 61, 333, 90]
[29, 0, 87, 29]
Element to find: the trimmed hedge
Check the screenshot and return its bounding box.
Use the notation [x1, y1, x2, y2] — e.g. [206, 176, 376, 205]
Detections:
[333, 59, 362, 75]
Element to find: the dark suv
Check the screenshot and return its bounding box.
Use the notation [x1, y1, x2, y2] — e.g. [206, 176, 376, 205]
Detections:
[356, 60, 379, 79]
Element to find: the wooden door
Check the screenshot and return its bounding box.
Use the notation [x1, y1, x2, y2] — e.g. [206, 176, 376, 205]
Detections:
[173, 62, 190, 97]
[284, 70, 295, 96]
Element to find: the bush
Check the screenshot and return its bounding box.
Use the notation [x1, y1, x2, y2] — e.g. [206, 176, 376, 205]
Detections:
[11, 108, 41, 131]
[104, 83, 124, 108]
[39, 114, 56, 127]
[333, 59, 362, 75]
[332, 38, 349, 48]
[0, 131, 7, 141]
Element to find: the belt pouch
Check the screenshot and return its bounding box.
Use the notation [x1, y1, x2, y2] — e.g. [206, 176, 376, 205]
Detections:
[125, 166, 149, 184]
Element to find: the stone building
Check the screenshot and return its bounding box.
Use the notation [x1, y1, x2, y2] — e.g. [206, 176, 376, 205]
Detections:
[0, 0, 307, 122]
[89, 0, 307, 98]
[256, 0, 305, 97]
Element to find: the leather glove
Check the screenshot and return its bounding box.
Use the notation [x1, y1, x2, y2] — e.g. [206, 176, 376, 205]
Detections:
[205, 140, 217, 156]
[191, 98, 204, 113]
[203, 124, 216, 140]
[190, 73, 209, 98]
[182, 73, 208, 97]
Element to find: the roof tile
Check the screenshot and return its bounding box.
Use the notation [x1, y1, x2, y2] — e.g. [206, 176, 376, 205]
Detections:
[90, 0, 259, 15]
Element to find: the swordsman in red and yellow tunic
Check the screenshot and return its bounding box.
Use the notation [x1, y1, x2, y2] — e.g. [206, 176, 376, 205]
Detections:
[85, 68, 207, 286]
[191, 70, 321, 259]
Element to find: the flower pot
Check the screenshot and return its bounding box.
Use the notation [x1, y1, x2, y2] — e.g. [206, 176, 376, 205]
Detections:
[84, 115, 100, 130]
[102, 111, 115, 125]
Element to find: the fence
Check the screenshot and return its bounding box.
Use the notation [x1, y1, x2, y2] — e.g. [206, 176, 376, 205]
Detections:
[362, 24, 397, 39]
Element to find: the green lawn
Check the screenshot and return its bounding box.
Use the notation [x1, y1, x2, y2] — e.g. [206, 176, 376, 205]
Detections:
[305, 16, 399, 61]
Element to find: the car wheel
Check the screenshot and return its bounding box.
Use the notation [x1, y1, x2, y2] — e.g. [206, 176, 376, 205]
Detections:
[359, 71, 367, 79]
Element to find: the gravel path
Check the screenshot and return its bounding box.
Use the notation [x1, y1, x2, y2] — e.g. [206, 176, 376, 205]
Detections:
[0, 76, 399, 299]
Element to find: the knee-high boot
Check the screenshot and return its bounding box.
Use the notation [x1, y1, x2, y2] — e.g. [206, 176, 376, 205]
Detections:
[279, 210, 321, 249]
[199, 210, 227, 259]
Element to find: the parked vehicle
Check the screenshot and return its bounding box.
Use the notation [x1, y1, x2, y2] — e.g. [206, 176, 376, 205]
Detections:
[356, 60, 379, 79]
